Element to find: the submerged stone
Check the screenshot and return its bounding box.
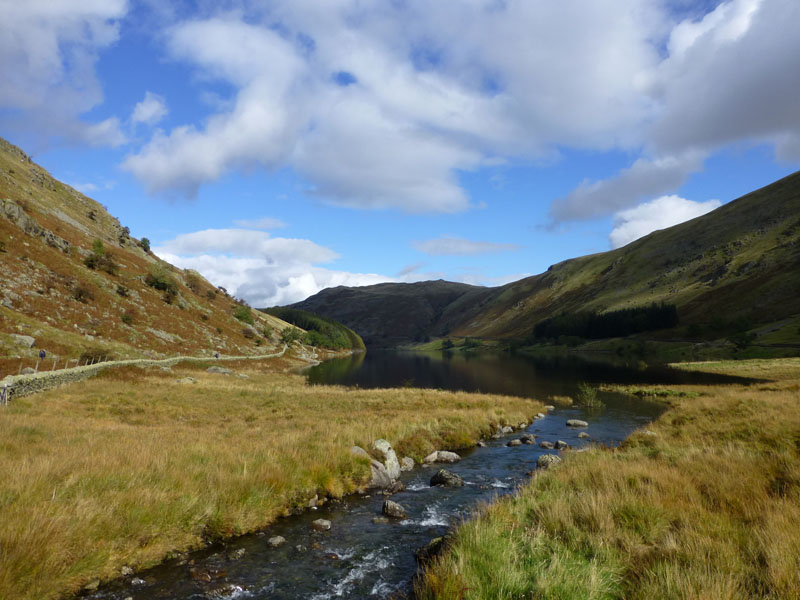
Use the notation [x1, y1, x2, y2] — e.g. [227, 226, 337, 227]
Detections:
[430, 469, 464, 487]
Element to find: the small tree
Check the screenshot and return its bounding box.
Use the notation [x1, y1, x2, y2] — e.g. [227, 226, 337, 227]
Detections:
[281, 327, 301, 344]
[139, 237, 151, 253]
[92, 239, 105, 255]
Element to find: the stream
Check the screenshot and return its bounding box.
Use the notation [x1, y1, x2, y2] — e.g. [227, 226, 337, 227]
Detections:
[86, 352, 746, 600]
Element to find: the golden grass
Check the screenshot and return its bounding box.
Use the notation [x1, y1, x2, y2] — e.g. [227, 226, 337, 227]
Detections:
[0, 363, 542, 599]
[417, 358, 800, 599]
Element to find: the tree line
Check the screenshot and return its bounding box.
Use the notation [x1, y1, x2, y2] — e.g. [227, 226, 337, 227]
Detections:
[533, 302, 679, 340]
[261, 307, 365, 351]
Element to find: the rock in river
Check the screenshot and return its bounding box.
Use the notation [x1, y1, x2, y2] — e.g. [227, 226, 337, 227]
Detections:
[312, 519, 331, 532]
[400, 456, 415, 471]
[506, 439, 522, 447]
[555, 440, 569, 450]
[423, 450, 461, 464]
[539, 441, 554, 449]
[578, 432, 590, 439]
[566, 419, 588, 428]
[268, 536, 286, 548]
[372, 439, 401, 479]
[382, 500, 408, 519]
[351, 445, 394, 489]
[430, 469, 464, 487]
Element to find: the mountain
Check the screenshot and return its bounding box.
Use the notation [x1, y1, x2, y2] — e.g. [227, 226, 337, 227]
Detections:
[0, 137, 294, 373]
[291, 171, 800, 350]
[289, 280, 495, 347]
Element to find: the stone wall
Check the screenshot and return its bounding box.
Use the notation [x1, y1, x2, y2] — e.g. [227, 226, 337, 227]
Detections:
[1, 345, 287, 401]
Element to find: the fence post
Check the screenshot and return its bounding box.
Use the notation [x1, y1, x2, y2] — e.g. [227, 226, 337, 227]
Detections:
[1, 384, 8, 407]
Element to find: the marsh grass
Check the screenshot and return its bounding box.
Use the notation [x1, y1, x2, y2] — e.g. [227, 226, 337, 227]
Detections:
[417, 358, 800, 599]
[0, 365, 541, 599]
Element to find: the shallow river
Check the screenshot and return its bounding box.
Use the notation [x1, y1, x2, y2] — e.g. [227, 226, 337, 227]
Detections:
[87, 352, 744, 600]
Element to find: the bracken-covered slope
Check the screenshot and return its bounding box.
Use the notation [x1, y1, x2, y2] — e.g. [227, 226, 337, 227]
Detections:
[0, 137, 293, 373]
[292, 171, 800, 346]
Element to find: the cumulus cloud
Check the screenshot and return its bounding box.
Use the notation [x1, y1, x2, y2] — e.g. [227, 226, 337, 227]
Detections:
[131, 91, 168, 126]
[413, 236, 520, 256]
[0, 0, 128, 146]
[550, 152, 706, 221]
[152, 228, 388, 306]
[123, 1, 661, 210]
[609, 195, 722, 249]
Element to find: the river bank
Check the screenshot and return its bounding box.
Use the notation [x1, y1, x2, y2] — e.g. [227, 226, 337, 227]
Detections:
[416, 358, 800, 599]
[0, 359, 542, 599]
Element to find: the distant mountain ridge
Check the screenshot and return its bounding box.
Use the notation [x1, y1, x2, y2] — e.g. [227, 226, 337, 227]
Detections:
[291, 171, 800, 348]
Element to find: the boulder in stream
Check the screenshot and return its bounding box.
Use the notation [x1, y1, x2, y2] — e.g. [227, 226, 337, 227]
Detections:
[382, 500, 408, 519]
[578, 432, 590, 439]
[567, 419, 589, 428]
[415, 536, 447, 565]
[400, 456, 415, 471]
[311, 519, 331, 532]
[351, 445, 394, 489]
[520, 433, 536, 444]
[372, 439, 401, 480]
[423, 450, 461, 464]
[555, 440, 569, 450]
[268, 536, 286, 548]
[430, 469, 464, 487]
[507, 439, 522, 447]
[539, 441, 554, 449]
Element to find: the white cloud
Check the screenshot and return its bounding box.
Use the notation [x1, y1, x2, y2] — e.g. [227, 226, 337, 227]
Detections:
[153, 228, 388, 306]
[550, 151, 706, 221]
[609, 195, 722, 249]
[123, 1, 662, 210]
[0, 0, 128, 146]
[131, 91, 168, 126]
[233, 217, 286, 230]
[413, 236, 520, 256]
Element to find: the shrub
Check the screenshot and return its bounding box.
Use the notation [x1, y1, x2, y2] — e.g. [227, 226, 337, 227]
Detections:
[139, 237, 150, 252]
[233, 305, 254, 325]
[91, 239, 105, 256]
[281, 327, 301, 344]
[72, 283, 94, 303]
[184, 270, 201, 293]
[575, 382, 603, 408]
[121, 309, 135, 325]
[145, 264, 178, 297]
[206, 289, 217, 301]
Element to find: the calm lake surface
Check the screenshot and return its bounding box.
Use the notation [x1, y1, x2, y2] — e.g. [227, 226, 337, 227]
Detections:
[306, 349, 750, 399]
[87, 351, 746, 600]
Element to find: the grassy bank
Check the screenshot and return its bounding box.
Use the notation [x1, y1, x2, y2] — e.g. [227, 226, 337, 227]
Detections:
[417, 358, 800, 599]
[0, 361, 541, 599]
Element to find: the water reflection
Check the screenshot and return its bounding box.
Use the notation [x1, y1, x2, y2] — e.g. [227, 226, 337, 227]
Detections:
[306, 350, 753, 399]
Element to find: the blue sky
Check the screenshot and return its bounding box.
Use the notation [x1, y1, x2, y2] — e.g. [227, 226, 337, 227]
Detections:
[1, 0, 798, 306]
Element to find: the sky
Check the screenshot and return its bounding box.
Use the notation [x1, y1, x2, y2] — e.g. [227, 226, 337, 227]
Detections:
[1, 0, 799, 307]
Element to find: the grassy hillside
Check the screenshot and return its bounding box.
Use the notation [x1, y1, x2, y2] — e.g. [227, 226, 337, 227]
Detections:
[293, 172, 800, 353]
[0, 137, 293, 372]
[260, 306, 366, 350]
[455, 171, 800, 341]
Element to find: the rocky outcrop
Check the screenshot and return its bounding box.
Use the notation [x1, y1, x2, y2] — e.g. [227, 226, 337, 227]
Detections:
[0, 198, 71, 254]
[430, 469, 464, 487]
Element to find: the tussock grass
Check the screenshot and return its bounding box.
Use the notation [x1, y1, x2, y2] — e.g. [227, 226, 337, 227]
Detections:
[417, 358, 800, 599]
[0, 365, 541, 599]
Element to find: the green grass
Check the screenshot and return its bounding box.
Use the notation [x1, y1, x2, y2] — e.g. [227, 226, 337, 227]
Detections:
[0, 363, 542, 599]
[417, 358, 800, 599]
